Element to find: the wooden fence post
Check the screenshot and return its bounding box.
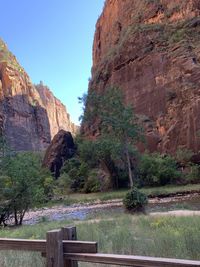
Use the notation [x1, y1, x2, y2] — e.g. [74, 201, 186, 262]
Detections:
[46, 229, 64, 267]
[62, 226, 78, 267]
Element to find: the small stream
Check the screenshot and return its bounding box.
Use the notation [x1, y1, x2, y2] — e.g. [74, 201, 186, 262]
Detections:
[23, 193, 200, 225]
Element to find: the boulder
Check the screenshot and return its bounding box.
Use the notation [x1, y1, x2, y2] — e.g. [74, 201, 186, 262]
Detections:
[42, 130, 76, 178]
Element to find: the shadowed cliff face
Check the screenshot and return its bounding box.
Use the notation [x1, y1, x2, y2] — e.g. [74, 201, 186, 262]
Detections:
[0, 39, 77, 151]
[85, 0, 200, 154]
[35, 83, 79, 139]
[1, 95, 51, 151]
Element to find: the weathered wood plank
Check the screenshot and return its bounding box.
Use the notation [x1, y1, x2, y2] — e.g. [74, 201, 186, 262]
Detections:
[63, 241, 97, 253]
[64, 253, 200, 267]
[62, 226, 78, 267]
[0, 238, 97, 254]
[62, 227, 77, 241]
[46, 229, 64, 267]
[0, 238, 46, 252]
[1, 236, 200, 267]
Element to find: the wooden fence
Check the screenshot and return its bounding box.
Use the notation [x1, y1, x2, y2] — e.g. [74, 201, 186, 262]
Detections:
[0, 226, 200, 267]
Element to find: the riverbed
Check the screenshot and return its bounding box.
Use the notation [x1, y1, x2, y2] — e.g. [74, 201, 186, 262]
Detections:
[23, 192, 200, 225]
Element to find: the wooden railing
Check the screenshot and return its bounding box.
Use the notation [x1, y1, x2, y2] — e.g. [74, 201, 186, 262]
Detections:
[0, 226, 200, 267]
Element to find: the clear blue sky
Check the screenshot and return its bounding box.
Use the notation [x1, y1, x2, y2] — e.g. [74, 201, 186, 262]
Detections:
[0, 0, 105, 125]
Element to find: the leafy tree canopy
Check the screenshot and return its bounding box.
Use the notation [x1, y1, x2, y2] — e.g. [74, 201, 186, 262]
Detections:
[0, 152, 54, 225]
[79, 87, 143, 187]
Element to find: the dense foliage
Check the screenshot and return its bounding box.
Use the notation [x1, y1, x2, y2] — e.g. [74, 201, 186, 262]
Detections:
[58, 155, 112, 194]
[58, 158, 89, 193]
[138, 153, 181, 186]
[80, 87, 143, 188]
[59, 86, 200, 194]
[0, 152, 54, 225]
[58, 138, 200, 195]
[58, 87, 143, 194]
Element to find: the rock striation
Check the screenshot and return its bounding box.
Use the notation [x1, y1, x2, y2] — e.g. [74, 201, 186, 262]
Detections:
[0, 39, 77, 151]
[85, 0, 200, 154]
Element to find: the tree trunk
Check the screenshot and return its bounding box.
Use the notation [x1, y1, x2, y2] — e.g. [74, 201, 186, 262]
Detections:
[14, 210, 18, 225]
[125, 147, 134, 188]
[19, 209, 26, 225]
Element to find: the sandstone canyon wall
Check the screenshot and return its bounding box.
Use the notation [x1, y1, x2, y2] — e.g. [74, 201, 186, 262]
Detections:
[35, 83, 78, 140]
[0, 39, 77, 151]
[85, 0, 200, 154]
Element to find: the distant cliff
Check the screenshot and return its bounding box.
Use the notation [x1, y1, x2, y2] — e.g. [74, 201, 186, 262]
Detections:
[84, 0, 200, 154]
[0, 38, 77, 151]
[35, 83, 78, 140]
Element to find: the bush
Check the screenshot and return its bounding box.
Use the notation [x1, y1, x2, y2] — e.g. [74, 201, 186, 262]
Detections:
[123, 188, 148, 212]
[58, 158, 113, 193]
[83, 169, 101, 193]
[138, 153, 181, 186]
[175, 148, 193, 165]
[185, 164, 200, 184]
[58, 158, 89, 193]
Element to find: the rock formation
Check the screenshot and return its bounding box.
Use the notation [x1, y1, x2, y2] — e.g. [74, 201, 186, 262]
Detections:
[42, 130, 76, 178]
[35, 82, 78, 139]
[0, 39, 77, 151]
[84, 0, 200, 154]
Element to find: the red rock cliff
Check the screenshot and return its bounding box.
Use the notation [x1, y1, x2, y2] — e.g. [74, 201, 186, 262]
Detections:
[0, 39, 77, 151]
[86, 0, 200, 154]
[35, 83, 78, 138]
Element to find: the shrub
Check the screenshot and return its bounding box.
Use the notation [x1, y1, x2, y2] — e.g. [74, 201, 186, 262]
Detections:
[175, 148, 193, 165]
[58, 158, 89, 193]
[138, 153, 181, 186]
[185, 164, 200, 184]
[83, 169, 101, 193]
[58, 159, 113, 194]
[169, 28, 186, 44]
[123, 187, 148, 212]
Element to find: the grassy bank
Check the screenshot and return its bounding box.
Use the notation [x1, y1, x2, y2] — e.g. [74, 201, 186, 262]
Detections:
[142, 183, 200, 197]
[1, 183, 200, 267]
[0, 213, 200, 266]
[47, 183, 200, 207]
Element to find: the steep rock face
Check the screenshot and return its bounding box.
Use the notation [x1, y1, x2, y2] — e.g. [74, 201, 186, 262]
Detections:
[42, 130, 76, 178]
[86, 0, 200, 154]
[35, 83, 78, 139]
[0, 39, 77, 151]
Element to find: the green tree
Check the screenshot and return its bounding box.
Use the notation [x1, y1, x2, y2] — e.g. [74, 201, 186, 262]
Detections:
[0, 152, 53, 225]
[80, 87, 143, 188]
